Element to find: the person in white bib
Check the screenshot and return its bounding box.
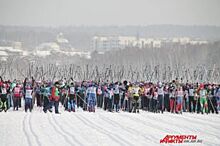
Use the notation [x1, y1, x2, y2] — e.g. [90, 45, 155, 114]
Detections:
[25, 85, 33, 112]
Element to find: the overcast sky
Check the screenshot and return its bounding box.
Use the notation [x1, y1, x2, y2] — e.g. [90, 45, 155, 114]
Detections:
[0, 0, 219, 26]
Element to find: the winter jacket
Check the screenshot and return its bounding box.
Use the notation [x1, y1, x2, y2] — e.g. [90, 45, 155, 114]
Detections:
[50, 86, 60, 101]
[13, 87, 22, 98]
[41, 87, 51, 97]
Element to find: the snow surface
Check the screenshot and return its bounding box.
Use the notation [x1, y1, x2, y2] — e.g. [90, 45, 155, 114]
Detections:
[0, 106, 220, 146]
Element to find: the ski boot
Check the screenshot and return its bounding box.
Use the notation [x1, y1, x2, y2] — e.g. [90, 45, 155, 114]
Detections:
[48, 108, 52, 113]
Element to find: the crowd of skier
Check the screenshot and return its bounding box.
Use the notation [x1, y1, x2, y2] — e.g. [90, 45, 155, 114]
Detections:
[0, 76, 220, 114]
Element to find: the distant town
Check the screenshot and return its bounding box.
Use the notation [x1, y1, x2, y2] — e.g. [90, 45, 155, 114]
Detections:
[0, 33, 210, 61]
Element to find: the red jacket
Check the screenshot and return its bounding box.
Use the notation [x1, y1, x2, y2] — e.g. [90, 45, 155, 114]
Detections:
[50, 86, 60, 101]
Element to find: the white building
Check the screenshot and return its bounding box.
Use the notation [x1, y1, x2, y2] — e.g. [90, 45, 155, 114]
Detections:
[0, 50, 8, 61]
[0, 46, 24, 61]
[172, 37, 208, 45]
[118, 36, 137, 48]
[92, 36, 163, 50]
[36, 42, 60, 51]
[92, 36, 141, 51]
[92, 36, 120, 50]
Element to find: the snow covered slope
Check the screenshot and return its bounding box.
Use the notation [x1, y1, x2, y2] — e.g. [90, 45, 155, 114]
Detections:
[0, 108, 219, 146]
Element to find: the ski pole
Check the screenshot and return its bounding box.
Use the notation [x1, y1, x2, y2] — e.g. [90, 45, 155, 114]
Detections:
[174, 97, 176, 113]
[195, 96, 199, 113]
[75, 93, 87, 105]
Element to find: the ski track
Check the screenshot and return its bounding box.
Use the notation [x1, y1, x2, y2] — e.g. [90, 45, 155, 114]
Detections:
[22, 114, 32, 146]
[118, 113, 180, 133]
[188, 113, 220, 122]
[171, 113, 218, 126]
[81, 113, 136, 146]
[1, 108, 220, 146]
[140, 113, 203, 133]
[98, 113, 157, 145]
[66, 113, 106, 146]
[99, 113, 150, 137]
[136, 113, 218, 146]
[29, 113, 42, 146]
[140, 112, 219, 145]
[75, 113, 133, 146]
[47, 113, 73, 146]
[74, 113, 125, 146]
[68, 112, 110, 146]
[59, 113, 92, 146]
[98, 113, 142, 135]
[51, 113, 83, 146]
[164, 113, 220, 138]
[100, 111, 183, 145]
[117, 112, 174, 142]
[117, 112, 219, 146]
[168, 113, 219, 134]
[34, 112, 57, 146]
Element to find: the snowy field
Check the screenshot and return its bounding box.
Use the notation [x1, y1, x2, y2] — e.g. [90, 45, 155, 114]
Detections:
[0, 106, 220, 146]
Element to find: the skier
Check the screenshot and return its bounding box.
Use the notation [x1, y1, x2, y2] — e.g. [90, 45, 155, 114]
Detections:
[97, 85, 103, 108]
[152, 86, 158, 113]
[68, 83, 76, 112]
[84, 82, 91, 111]
[145, 84, 151, 111]
[50, 82, 60, 114]
[164, 84, 170, 112]
[59, 81, 67, 106]
[25, 85, 33, 112]
[207, 84, 214, 113]
[78, 82, 86, 110]
[42, 82, 52, 113]
[103, 85, 109, 111]
[8, 80, 16, 108]
[199, 84, 208, 114]
[216, 85, 220, 112]
[0, 83, 8, 112]
[212, 84, 219, 114]
[169, 84, 176, 113]
[157, 82, 164, 113]
[149, 84, 154, 112]
[86, 83, 97, 112]
[119, 82, 125, 110]
[127, 83, 133, 112]
[188, 85, 196, 113]
[123, 82, 129, 112]
[132, 83, 140, 113]
[113, 82, 120, 112]
[35, 82, 42, 107]
[106, 85, 114, 112]
[183, 89, 189, 112]
[13, 83, 22, 111]
[139, 84, 145, 110]
[176, 86, 184, 114]
[121, 81, 128, 111]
